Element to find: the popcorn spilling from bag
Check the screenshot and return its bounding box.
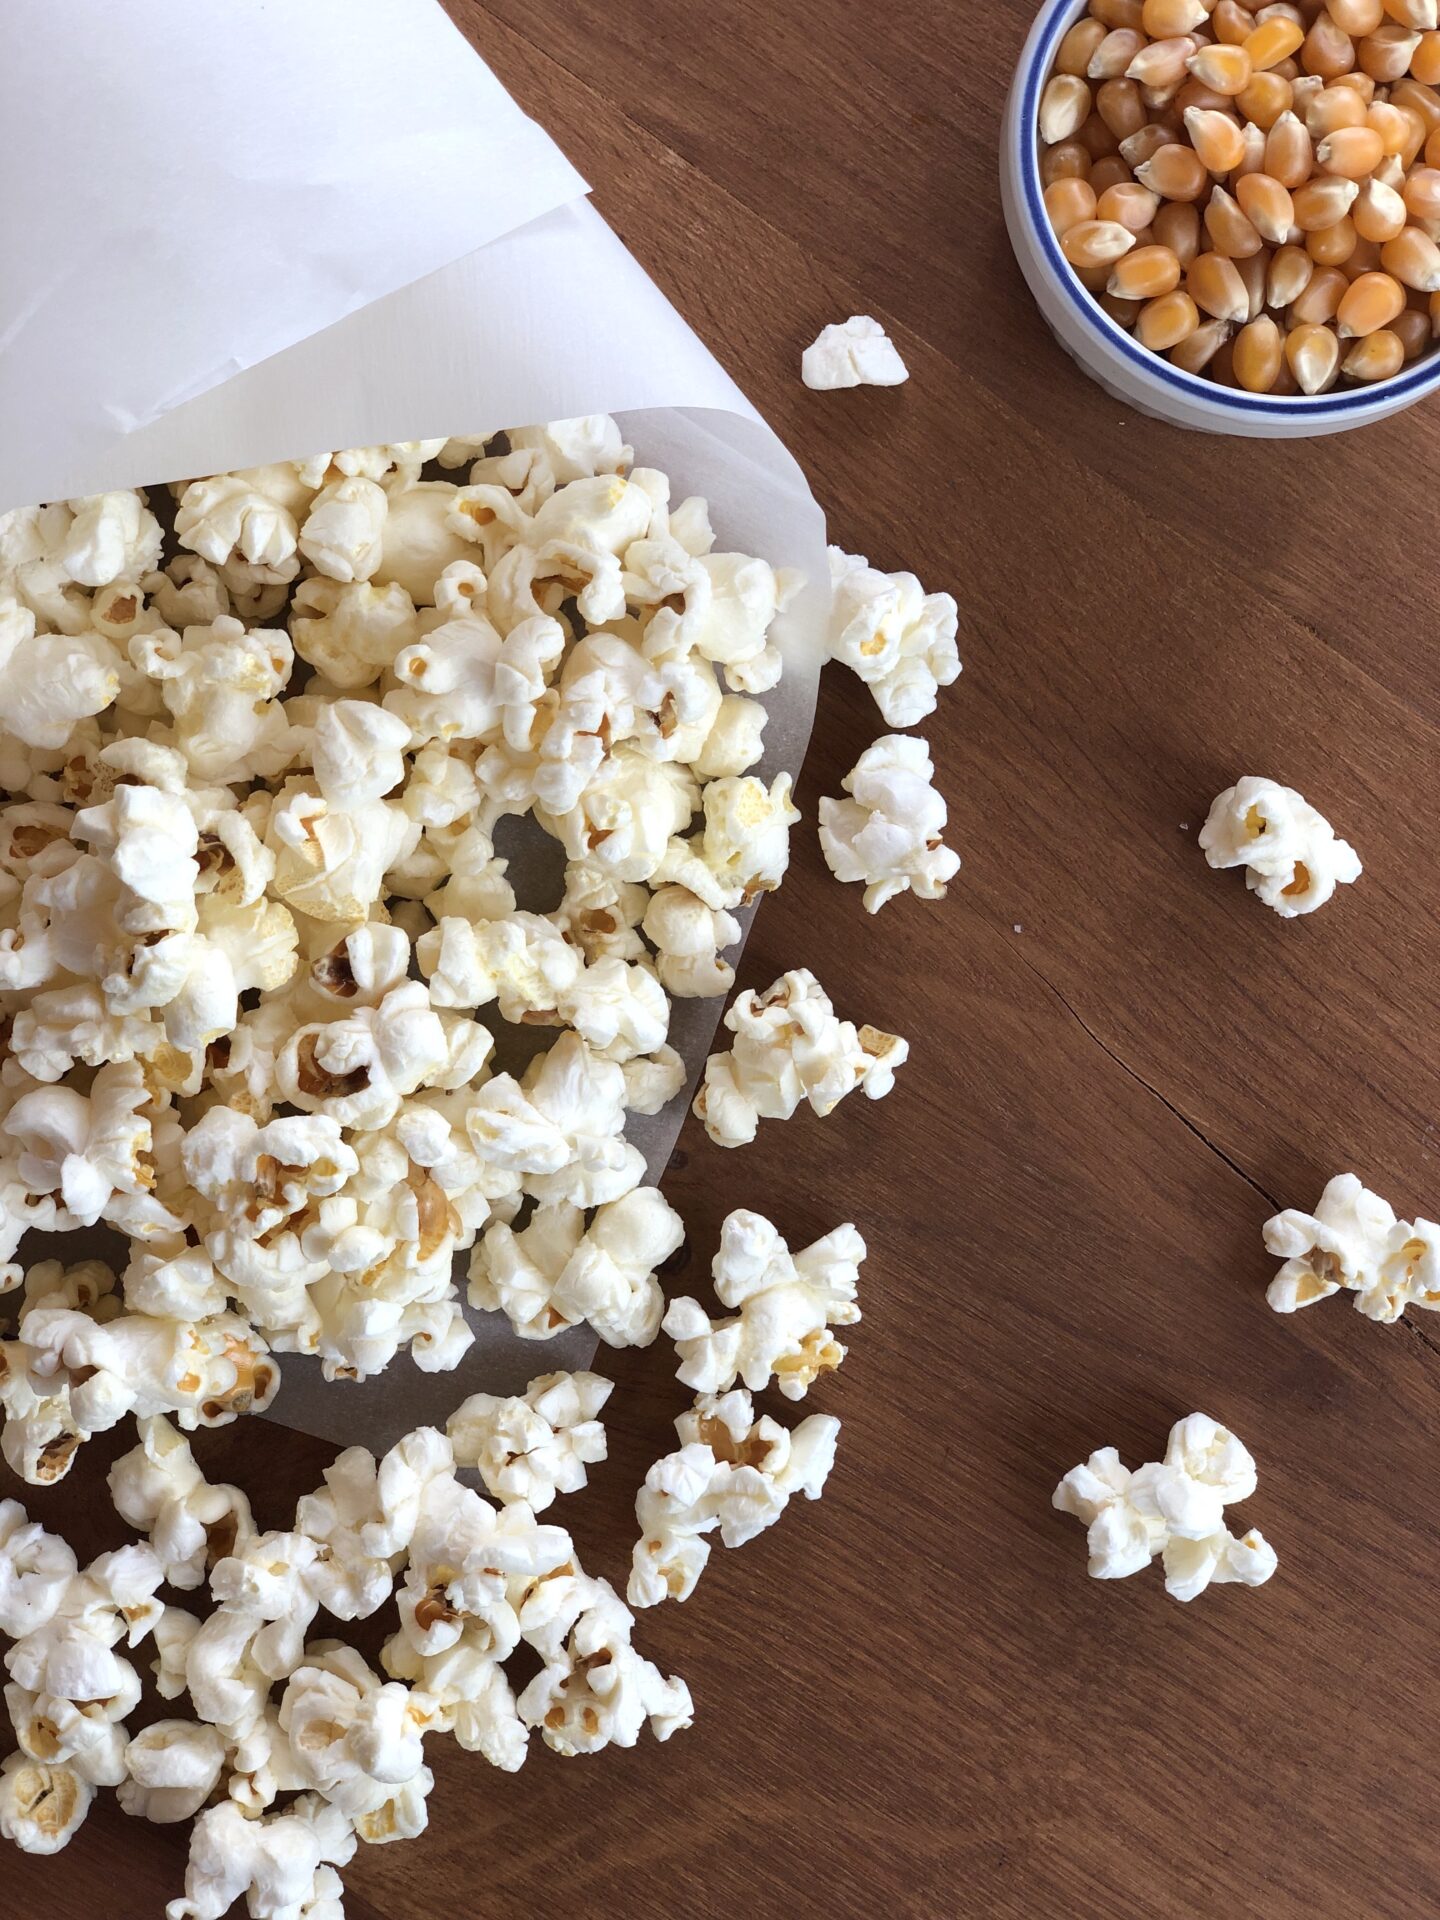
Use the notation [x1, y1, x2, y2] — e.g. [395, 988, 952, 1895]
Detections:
[1052, 1413, 1278, 1604]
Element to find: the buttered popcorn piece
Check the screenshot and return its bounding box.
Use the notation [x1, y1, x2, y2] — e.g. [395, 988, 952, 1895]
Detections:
[1263, 1173, 1440, 1322]
[448, 1371, 612, 1511]
[694, 967, 907, 1148]
[801, 315, 910, 389]
[629, 1388, 839, 1607]
[1052, 1414, 1278, 1604]
[664, 1208, 863, 1400]
[826, 545, 961, 728]
[819, 734, 961, 913]
[1199, 776, 1362, 918]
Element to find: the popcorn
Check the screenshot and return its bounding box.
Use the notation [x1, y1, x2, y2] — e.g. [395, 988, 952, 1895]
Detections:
[276, 982, 465, 1130]
[642, 884, 741, 997]
[469, 1187, 682, 1347]
[174, 474, 300, 572]
[277, 1645, 433, 1826]
[290, 576, 420, 687]
[298, 475, 389, 582]
[0, 604, 121, 750]
[664, 1209, 862, 1399]
[309, 699, 412, 808]
[61, 491, 163, 589]
[373, 480, 476, 605]
[132, 617, 297, 783]
[118, 1720, 226, 1824]
[1199, 775, 1362, 917]
[628, 1388, 839, 1606]
[464, 1032, 645, 1209]
[516, 1574, 692, 1756]
[818, 735, 961, 912]
[448, 1371, 612, 1510]
[0, 1754, 93, 1854]
[509, 415, 632, 482]
[1263, 1173, 1440, 1322]
[107, 1415, 254, 1590]
[826, 546, 961, 728]
[266, 783, 419, 923]
[801, 315, 910, 389]
[166, 1795, 356, 1920]
[380, 1638, 527, 1771]
[693, 968, 907, 1147]
[1052, 1414, 1278, 1602]
[691, 771, 800, 906]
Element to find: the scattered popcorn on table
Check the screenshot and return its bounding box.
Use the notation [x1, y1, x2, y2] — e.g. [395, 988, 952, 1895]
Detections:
[1199, 776, 1362, 918]
[826, 546, 960, 727]
[664, 1208, 863, 1398]
[628, 1388, 839, 1606]
[693, 968, 907, 1147]
[818, 734, 960, 912]
[1263, 1172, 1440, 1322]
[1052, 1413, 1278, 1604]
[447, 1371, 612, 1510]
[801, 315, 910, 390]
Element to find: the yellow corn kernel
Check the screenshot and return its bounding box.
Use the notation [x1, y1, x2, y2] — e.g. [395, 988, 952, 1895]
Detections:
[1236, 169, 1298, 240]
[1097, 76, 1148, 138]
[1383, 0, 1438, 28]
[1089, 26, 1149, 76]
[1144, 0, 1209, 30]
[1314, 125, 1387, 174]
[1245, 15, 1306, 65]
[1136, 286, 1203, 344]
[1108, 241, 1187, 294]
[1204, 182, 1267, 252]
[1232, 313, 1286, 386]
[1041, 74, 1094, 144]
[1120, 121, 1179, 166]
[1153, 197, 1205, 262]
[1188, 42, 1256, 93]
[1238, 248, 1270, 316]
[1062, 217, 1142, 266]
[1213, 0, 1258, 40]
[1305, 86, 1369, 137]
[1079, 110, 1123, 158]
[1366, 101, 1413, 155]
[1395, 106, 1430, 166]
[1045, 177, 1102, 236]
[1342, 325, 1407, 373]
[1097, 180, 1163, 228]
[1093, 0, 1146, 24]
[1135, 141, 1213, 196]
[1335, 265, 1408, 327]
[1176, 79, 1234, 117]
[1042, 140, 1094, 183]
[1293, 173, 1362, 224]
[1171, 314, 1236, 365]
[1358, 23, 1423, 78]
[1328, 0, 1384, 30]
[1234, 119, 1270, 179]
[1128, 35, 1201, 86]
[1301, 13, 1356, 74]
[1404, 164, 1440, 216]
[1267, 241, 1316, 302]
[1099, 290, 1145, 327]
[1237, 69, 1294, 125]
[1184, 105, 1250, 169]
[1413, 28, 1440, 78]
[1392, 304, 1433, 352]
[1332, 69, 1378, 100]
[1380, 222, 1440, 283]
[1188, 247, 1255, 315]
[1308, 211, 1359, 262]
[1392, 77, 1440, 133]
[1344, 234, 1386, 276]
[1290, 261, 1351, 316]
[1059, 18, 1110, 74]
[1265, 108, 1316, 183]
[1090, 155, 1138, 192]
[1285, 318, 1344, 386]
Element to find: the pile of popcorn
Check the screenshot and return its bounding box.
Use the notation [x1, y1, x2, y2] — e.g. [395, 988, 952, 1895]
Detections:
[0, 417, 964, 1910]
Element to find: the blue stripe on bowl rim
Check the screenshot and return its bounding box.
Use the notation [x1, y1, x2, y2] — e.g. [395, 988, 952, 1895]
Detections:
[1018, 0, 1440, 415]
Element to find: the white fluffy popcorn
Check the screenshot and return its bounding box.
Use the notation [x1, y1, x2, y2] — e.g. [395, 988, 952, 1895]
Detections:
[118, 1720, 226, 1824]
[107, 1416, 254, 1590]
[1199, 775, 1362, 918]
[516, 1574, 692, 1756]
[629, 1388, 839, 1606]
[166, 1796, 356, 1920]
[826, 545, 961, 728]
[819, 734, 960, 912]
[0, 1753, 94, 1854]
[694, 968, 907, 1147]
[664, 1209, 863, 1399]
[1052, 1414, 1278, 1603]
[447, 1371, 612, 1510]
[1263, 1173, 1440, 1322]
[801, 315, 910, 389]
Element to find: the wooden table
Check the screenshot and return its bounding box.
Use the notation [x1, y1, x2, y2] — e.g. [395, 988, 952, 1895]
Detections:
[15, 2, 1440, 1915]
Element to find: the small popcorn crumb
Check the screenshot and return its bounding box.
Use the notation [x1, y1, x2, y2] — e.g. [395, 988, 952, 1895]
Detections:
[801, 316, 909, 390]
[1012, 923, 1022, 934]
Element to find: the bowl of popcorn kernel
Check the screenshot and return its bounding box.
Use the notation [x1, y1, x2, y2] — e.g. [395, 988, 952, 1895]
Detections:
[1001, 0, 1440, 433]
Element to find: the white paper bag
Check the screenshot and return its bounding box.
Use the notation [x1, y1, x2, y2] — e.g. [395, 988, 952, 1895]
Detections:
[0, 0, 828, 1448]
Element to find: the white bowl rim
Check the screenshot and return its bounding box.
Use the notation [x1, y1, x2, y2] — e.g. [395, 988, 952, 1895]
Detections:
[1016, 0, 1440, 417]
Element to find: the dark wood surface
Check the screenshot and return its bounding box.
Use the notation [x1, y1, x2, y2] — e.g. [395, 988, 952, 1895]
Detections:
[14, 3, 1440, 1915]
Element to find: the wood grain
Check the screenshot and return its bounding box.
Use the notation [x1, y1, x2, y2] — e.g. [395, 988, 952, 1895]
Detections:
[12, 2, 1440, 1915]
